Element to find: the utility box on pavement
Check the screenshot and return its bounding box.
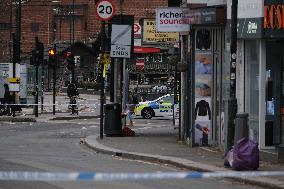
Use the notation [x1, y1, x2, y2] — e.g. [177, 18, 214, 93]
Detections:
[104, 103, 122, 136]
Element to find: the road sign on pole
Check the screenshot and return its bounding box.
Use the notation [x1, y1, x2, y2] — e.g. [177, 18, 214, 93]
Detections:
[96, 0, 115, 21]
[134, 23, 141, 35]
[110, 24, 132, 58]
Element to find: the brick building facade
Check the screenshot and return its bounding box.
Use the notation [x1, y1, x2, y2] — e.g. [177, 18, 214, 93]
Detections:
[0, 0, 168, 62]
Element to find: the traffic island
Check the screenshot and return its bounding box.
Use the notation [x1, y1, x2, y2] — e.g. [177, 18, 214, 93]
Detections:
[50, 115, 100, 121]
[0, 117, 36, 122]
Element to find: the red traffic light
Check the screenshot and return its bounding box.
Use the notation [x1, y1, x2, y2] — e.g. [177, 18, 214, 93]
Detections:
[48, 49, 56, 65]
[48, 49, 56, 56]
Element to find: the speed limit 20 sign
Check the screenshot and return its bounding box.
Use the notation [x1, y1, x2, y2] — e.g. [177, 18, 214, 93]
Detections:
[96, 0, 115, 21]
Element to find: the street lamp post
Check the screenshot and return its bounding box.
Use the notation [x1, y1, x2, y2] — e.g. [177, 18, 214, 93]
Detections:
[9, 0, 13, 63]
[100, 21, 106, 139]
[226, 0, 238, 152]
[72, 0, 75, 44]
[13, 0, 22, 117]
[71, 0, 75, 83]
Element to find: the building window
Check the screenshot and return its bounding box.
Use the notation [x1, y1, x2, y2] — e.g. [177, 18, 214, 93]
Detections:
[31, 22, 39, 33]
[0, 23, 11, 30]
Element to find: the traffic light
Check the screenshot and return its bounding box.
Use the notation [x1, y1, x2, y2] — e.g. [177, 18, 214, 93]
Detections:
[36, 41, 44, 65]
[30, 39, 44, 66]
[92, 34, 101, 53]
[30, 49, 36, 65]
[12, 34, 20, 64]
[65, 52, 75, 71]
[48, 48, 56, 66]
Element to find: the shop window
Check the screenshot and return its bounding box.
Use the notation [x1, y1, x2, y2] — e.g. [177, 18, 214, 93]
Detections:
[245, 40, 260, 142]
[195, 29, 211, 50]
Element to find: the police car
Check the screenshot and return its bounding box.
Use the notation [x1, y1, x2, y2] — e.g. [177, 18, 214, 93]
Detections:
[134, 94, 175, 119]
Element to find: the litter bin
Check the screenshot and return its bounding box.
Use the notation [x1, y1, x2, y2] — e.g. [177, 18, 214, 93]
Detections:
[104, 103, 122, 136]
[234, 112, 249, 145]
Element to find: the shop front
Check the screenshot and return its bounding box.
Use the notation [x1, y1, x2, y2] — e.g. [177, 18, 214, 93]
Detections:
[264, 40, 284, 147]
[239, 39, 284, 150]
[184, 6, 226, 146]
[236, 0, 284, 152]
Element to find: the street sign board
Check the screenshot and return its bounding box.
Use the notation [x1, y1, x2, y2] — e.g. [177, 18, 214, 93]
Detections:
[111, 25, 132, 45]
[110, 24, 132, 58]
[111, 45, 131, 58]
[143, 19, 179, 43]
[134, 38, 142, 46]
[8, 77, 21, 83]
[100, 53, 110, 64]
[136, 58, 145, 71]
[134, 23, 141, 35]
[134, 22, 142, 46]
[9, 83, 20, 92]
[96, 0, 115, 21]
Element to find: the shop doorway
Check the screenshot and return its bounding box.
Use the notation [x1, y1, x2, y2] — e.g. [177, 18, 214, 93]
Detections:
[265, 41, 284, 146]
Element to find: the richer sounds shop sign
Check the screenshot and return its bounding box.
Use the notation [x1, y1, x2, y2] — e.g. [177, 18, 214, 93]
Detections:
[156, 7, 190, 32]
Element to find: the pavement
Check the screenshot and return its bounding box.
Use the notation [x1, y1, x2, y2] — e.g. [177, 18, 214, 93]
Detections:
[2, 93, 284, 188]
[84, 122, 284, 189]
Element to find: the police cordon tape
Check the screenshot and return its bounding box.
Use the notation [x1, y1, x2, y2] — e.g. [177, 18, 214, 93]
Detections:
[0, 171, 284, 181]
[2, 103, 98, 106]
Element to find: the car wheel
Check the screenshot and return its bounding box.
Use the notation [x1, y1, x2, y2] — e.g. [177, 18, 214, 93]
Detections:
[142, 108, 154, 119]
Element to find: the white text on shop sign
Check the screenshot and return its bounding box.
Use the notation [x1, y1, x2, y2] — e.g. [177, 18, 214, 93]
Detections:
[156, 7, 189, 32]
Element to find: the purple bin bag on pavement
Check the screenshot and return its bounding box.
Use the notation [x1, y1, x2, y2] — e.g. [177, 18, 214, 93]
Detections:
[232, 138, 259, 171]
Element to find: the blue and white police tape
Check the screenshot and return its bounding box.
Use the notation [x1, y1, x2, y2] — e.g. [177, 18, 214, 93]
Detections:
[4, 103, 98, 106]
[0, 171, 284, 181]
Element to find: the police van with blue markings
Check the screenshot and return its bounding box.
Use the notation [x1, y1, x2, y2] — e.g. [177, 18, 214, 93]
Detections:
[134, 94, 175, 119]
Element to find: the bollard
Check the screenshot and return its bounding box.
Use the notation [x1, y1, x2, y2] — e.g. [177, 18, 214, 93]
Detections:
[234, 112, 249, 145]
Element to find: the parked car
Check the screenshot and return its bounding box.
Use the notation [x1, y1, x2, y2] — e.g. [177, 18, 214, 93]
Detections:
[134, 94, 177, 119]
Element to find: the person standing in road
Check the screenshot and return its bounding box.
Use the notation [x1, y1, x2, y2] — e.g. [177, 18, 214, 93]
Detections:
[132, 92, 139, 105]
[67, 83, 79, 115]
[127, 91, 139, 127]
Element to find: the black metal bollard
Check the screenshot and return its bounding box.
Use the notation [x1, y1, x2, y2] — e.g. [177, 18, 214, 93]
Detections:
[234, 112, 249, 145]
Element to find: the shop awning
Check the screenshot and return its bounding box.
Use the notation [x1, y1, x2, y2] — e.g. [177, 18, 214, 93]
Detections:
[133, 46, 161, 53]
